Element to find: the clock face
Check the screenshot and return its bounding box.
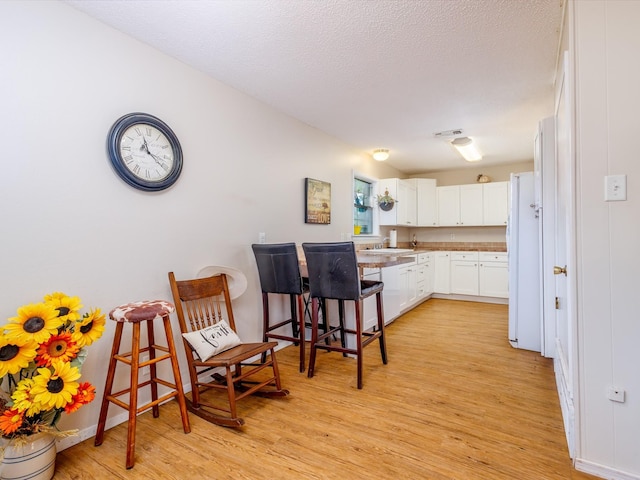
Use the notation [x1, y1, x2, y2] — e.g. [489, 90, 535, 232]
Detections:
[107, 113, 183, 191]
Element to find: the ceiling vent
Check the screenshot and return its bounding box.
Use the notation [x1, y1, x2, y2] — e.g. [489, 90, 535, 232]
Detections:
[434, 129, 463, 137]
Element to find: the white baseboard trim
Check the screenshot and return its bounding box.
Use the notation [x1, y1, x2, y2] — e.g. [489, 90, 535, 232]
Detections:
[431, 293, 509, 305]
[575, 458, 640, 480]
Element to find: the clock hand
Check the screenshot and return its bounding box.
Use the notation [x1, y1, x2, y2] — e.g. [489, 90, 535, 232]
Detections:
[149, 152, 167, 168]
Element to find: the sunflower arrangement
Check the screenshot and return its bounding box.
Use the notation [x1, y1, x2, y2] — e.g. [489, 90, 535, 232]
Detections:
[0, 292, 105, 439]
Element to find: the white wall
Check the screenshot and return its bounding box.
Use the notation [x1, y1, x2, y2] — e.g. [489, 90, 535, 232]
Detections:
[572, 1, 640, 478]
[0, 0, 402, 446]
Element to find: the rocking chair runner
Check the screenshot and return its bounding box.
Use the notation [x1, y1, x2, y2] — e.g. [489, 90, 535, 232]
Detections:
[168, 271, 289, 427]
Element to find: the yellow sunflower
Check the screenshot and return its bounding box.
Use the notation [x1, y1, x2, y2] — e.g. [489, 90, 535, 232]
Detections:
[0, 335, 38, 377]
[72, 308, 106, 347]
[36, 332, 80, 367]
[44, 292, 83, 323]
[31, 360, 80, 410]
[11, 378, 41, 416]
[5, 302, 63, 344]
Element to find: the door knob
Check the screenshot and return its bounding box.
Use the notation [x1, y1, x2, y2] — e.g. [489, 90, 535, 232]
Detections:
[553, 265, 567, 276]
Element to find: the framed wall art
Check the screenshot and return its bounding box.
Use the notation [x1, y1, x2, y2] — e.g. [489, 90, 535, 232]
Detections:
[305, 178, 331, 224]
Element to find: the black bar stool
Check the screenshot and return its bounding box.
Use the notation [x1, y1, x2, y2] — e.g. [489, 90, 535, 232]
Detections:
[252, 243, 310, 372]
[302, 241, 388, 389]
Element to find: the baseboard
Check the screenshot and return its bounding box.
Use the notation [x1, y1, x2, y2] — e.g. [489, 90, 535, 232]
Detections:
[575, 458, 640, 480]
[430, 293, 508, 304]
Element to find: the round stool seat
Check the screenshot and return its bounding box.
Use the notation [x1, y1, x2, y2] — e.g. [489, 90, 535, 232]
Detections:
[109, 300, 175, 324]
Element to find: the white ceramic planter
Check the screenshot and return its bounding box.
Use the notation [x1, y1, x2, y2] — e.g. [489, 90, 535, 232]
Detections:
[0, 432, 56, 480]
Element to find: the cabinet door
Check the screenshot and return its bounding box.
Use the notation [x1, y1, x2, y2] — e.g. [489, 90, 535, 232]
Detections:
[482, 181, 509, 225]
[398, 179, 417, 226]
[424, 253, 435, 295]
[434, 252, 451, 294]
[406, 264, 417, 304]
[437, 186, 460, 226]
[459, 184, 483, 226]
[450, 260, 479, 295]
[479, 262, 509, 298]
[398, 265, 409, 310]
[362, 270, 381, 330]
[417, 178, 437, 226]
[380, 264, 401, 323]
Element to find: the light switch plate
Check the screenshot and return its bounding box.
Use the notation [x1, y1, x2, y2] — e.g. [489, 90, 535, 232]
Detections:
[604, 174, 627, 201]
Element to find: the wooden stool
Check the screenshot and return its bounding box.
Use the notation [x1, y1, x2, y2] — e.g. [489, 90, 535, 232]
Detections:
[94, 300, 191, 469]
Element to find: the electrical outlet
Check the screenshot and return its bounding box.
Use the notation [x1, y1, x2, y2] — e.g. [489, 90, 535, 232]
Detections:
[604, 174, 627, 201]
[258, 232, 266, 244]
[141, 354, 150, 377]
[450, 233, 455, 240]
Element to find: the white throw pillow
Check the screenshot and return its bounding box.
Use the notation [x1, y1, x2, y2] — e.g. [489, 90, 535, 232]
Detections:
[181, 320, 242, 361]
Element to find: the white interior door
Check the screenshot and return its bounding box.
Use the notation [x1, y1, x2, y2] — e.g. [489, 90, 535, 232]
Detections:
[554, 51, 577, 459]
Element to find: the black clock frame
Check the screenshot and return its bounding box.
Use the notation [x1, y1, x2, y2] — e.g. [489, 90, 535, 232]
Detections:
[107, 112, 183, 192]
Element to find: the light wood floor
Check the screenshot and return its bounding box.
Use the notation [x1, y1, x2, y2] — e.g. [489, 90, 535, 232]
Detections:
[55, 299, 598, 479]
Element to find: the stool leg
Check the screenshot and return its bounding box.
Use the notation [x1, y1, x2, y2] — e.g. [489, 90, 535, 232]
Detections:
[162, 315, 191, 434]
[126, 322, 141, 469]
[376, 292, 388, 364]
[296, 294, 305, 373]
[355, 300, 364, 390]
[95, 322, 124, 447]
[261, 293, 270, 364]
[145, 319, 160, 419]
[307, 297, 319, 379]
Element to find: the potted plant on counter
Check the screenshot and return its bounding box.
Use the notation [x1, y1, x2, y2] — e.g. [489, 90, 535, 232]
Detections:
[0, 292, 105, 480]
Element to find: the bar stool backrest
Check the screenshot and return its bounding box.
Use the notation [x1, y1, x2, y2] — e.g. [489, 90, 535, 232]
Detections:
[252, 242, 304, 295]
[302, 242, 360, 301]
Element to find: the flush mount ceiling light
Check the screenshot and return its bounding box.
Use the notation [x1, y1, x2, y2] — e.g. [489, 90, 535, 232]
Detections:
[451, 137, 482, 162]
[372, 149, 390, 161]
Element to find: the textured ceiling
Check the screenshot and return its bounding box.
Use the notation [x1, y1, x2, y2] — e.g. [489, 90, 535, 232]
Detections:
[64, 0, 564, 174]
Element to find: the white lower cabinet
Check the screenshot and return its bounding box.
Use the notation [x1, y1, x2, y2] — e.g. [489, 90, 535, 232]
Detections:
[416, 252, 434, 299]
[450, 252, 479, 295]
[362, 268, 381, 331]
[434, 252, 451, 294]
[398, 255, 418, 311]
[478, 252, 509, 298]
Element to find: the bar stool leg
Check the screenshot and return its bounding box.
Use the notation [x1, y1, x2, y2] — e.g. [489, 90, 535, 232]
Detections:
[95, 322, 124, 447]
[162, 315, 191, 433]
[126, 322, 141, 469]
[307, 297, 320, 379]
[145, 320, 160, 418]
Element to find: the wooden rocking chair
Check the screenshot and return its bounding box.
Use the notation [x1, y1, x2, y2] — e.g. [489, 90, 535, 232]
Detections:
[168, 271, 289, 427]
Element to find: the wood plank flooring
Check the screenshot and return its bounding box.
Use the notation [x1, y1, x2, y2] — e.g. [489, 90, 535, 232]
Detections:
[54, 299, 598, 479]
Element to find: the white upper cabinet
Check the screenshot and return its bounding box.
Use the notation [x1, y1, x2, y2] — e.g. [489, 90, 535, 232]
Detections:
[416, 178, 437, 226]
[379, 178, 417, 226]
[459, 184, 484, 225]
[437, 184, 483, 226]
[436, 186, 460, 226]
[379, 179, 508, 227]
[482, 181, 509, 226]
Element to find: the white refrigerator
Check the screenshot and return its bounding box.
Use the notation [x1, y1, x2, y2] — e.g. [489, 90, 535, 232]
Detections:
[507, 172, 541, 352]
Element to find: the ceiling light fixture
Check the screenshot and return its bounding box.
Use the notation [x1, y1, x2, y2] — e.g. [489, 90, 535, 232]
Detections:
[451, 137, 482, 162]
[372, 149, 389, 161]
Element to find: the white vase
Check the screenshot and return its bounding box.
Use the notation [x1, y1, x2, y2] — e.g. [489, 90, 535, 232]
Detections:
[0, 432, 56, 480]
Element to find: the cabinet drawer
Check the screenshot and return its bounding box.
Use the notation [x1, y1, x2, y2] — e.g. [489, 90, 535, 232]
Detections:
[451, 251, 479, 261]
[417, 253, 431, 264]
[479, 252, 507, 263]
[400, 254, 417, 267]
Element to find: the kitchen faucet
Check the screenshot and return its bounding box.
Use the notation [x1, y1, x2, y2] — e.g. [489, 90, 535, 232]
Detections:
[375, 237, 390, 249]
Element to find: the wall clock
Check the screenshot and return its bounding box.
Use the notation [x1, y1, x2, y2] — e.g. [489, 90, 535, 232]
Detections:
[107, 112, 183, 191]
